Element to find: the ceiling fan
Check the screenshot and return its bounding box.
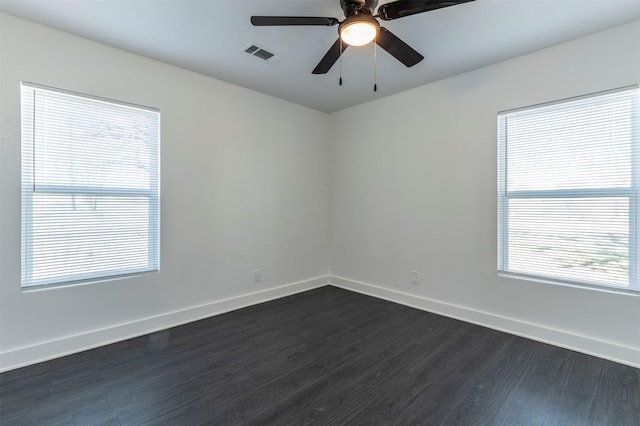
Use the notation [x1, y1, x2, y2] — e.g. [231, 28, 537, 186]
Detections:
[251, 0, 475, 75]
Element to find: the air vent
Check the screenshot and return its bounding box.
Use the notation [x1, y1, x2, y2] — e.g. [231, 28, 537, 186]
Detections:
[245, 45, 259, 54]
[243, 43, 283, 64]
[253, 49, 274, 60]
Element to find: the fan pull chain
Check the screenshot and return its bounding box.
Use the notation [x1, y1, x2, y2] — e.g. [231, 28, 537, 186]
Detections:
[339, 38, 343, 86]
[373, 36, 377, 92]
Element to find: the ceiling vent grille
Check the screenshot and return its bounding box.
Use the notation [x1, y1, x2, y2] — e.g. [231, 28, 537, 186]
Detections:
[243, 43, 283, 64]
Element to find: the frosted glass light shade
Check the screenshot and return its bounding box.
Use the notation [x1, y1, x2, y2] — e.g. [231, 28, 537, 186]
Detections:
[339, 17, 379, 46]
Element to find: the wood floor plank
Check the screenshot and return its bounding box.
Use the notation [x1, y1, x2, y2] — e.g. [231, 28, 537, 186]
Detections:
[1, 286, 638, 426]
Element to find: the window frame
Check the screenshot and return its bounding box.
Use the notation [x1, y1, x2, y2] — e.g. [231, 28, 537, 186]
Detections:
[21, 82, 160, 290]
[497, 85, 640, 294]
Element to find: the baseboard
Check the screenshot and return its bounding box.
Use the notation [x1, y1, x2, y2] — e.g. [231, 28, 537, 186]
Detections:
[329, 276, 640, 369]
[0, 276, 329, 372]
[4, 275, 637, 373]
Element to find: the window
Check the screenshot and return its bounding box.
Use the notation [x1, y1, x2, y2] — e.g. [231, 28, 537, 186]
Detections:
[21, 83, 160, 288]
[498, 86, 639, 292]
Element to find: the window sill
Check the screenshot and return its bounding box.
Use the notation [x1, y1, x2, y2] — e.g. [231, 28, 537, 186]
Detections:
[498, 271, 640, 296]
[21, 270, 159, 293]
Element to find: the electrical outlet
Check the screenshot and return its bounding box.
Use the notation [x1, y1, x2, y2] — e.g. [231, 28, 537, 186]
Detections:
[253, 269, 262, 283]
[410, 271, 419, 285]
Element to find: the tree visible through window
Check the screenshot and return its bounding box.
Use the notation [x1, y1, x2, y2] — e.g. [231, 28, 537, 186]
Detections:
[498, 86, 639, 292]
[21, 83, 160, 288]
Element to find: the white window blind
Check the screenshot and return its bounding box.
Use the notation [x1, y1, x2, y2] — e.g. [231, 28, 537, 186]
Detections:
[21, 83, 160, 288]
[498, 86, 639, 292]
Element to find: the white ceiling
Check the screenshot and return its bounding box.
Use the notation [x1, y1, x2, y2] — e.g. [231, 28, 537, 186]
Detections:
[2, 0, 640, 113]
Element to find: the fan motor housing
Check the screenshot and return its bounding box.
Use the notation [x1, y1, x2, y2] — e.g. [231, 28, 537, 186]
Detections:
[340, 0, 378, 17]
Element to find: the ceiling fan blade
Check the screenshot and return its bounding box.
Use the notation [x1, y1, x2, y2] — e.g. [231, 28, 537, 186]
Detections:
[375, 27, 423, 67]
[251, 16, 339, 26]
[312, 39, 349, 74]
[377, 0, 474, 21]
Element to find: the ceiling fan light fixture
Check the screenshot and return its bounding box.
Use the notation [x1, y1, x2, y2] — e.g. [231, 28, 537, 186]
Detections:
[339, 16, 379, 47]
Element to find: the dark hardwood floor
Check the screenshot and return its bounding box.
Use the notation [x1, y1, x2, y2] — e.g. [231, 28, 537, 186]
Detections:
[1, 286, 638, 425]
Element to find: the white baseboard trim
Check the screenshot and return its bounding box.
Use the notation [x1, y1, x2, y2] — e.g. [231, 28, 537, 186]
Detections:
[4, 275, 637, 373]
[329, 275, 640, 369]
[0, 276, 329, 373]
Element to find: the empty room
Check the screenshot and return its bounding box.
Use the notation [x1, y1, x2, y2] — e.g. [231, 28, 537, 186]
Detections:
[0, 0, 639, 424]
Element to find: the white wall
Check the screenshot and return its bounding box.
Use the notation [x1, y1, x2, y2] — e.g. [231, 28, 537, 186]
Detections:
[2, 13, 639, 371]
[329, 21, 640, 366]
[0, 13, 330, 370]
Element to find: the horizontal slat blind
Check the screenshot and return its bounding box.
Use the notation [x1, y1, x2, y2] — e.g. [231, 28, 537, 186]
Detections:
[506, 90, 634, 191]
[507, 197, 629, 287]
[498, 87, 639, 291]
[21, 83, 160, 287]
